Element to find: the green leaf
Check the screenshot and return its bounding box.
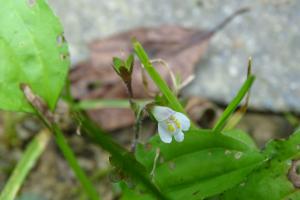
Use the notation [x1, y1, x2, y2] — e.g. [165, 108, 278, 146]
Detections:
[113, 54, 134, 75]
[74, 113, 169, 200]
[219, 130, 300, 200]
[263, 129, 300, 161]
[0, 129, 50, 200]
[132, 40, 185, 114]
[113, 57, 125, 74]
[130, 129, 264, 200]
[220, 160, 294, 200]
[213, 75, 255, 133]
[126, 54, 134, 72]
[222, 129, 258, 150]
[283, 191, 300, 200]
[223, 58, 253, 131]
[0, 0, 69, 112]
[120, 182, 154, 200]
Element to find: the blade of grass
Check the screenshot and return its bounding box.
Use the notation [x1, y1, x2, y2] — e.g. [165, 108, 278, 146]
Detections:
[132, 40, 185, 114]
[222, 107, 247, 131]
[0, 129, 50, 200]
[75, 112, 169, 200]
[223, 58, 252, 131]
[213, 75, 255, 133]
[52, 124, 100, 200]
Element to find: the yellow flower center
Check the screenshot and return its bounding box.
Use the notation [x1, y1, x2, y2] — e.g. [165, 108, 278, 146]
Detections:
[166, 115, 181, 132]
[166, 121, 175, 132]
[170, 116, 181, 129]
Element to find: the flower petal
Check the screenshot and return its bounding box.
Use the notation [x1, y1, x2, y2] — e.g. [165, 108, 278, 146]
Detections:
[174, 112, 190, 131]
[174, 131, 184, 142]
[152, 106, 175, 121]
[158, 123, 172, 143]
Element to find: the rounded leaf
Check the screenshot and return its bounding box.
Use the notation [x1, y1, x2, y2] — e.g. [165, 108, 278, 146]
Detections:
[0, 0, 70, 112]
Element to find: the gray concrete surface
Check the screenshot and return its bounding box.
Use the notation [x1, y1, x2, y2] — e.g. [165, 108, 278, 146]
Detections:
[48, 0, 300, 112]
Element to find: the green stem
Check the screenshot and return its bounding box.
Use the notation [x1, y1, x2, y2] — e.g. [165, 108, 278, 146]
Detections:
[75, 99, 149, 110]
[52, 124, 100, 200]
[0, 129, 50, 200]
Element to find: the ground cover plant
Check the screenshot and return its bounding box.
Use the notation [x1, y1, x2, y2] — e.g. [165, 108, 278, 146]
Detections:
[0, 1, 300, 200]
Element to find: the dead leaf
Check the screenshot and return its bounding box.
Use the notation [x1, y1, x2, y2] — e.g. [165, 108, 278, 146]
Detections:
[70, 8, 249, 131]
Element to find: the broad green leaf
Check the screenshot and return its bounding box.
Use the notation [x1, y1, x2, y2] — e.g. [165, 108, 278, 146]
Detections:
[219, 130, 300, 200]
[126, 129, 264, 200]
[222, 129, 258, 150]
[263, 129, 300, 161]
[0, 0, 69, 112]
[120, 182, 154, 200]
[220, 160, 294, 200]
[283, 191, 300, 200]
[136, 129, 258, 171]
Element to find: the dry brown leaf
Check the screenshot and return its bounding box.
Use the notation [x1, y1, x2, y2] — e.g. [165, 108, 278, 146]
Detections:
[70, 8, 249, 131]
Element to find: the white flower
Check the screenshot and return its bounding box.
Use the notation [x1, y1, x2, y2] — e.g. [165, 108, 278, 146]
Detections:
[152, 106, 190, 143]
